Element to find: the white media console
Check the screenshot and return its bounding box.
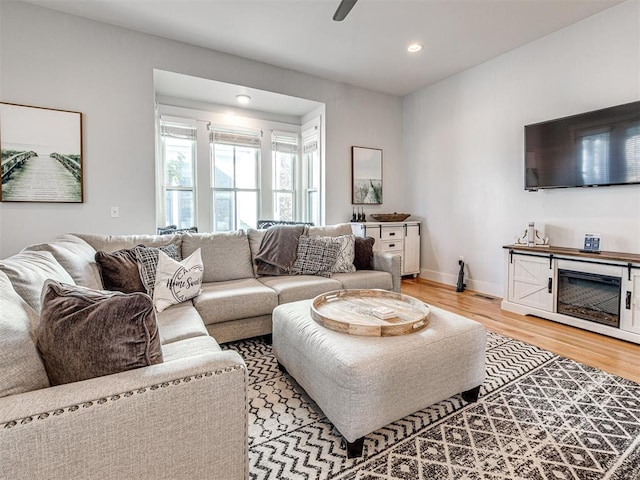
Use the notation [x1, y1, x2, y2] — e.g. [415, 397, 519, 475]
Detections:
[501, 245, 640, 344]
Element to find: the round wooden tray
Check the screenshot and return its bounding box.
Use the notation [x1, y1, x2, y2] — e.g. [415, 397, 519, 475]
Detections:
[310, 289, 430, 337]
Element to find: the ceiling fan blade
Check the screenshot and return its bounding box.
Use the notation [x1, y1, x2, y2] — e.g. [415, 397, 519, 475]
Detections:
[333, 0, 358, 21]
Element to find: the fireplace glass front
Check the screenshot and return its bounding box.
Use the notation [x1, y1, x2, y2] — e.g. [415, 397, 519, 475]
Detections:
[557, 269, 621, 328]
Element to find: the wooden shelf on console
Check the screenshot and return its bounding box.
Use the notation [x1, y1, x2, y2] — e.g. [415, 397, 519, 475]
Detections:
[503, 244, 640, 264]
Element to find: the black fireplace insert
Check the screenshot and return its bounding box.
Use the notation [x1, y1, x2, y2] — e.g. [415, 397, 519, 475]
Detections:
[557, 269, 621, 328]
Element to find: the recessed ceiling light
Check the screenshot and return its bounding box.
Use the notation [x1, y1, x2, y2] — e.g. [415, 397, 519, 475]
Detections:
[236, 94, 251, 105]
[407, 43, 423, 53]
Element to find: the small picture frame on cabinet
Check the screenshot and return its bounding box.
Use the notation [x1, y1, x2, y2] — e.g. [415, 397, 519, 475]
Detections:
[580, 233, 601, 253]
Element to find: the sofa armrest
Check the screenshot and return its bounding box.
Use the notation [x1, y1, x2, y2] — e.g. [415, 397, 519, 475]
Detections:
[0, 350, 247, 480]
[372, 251, 402, 292]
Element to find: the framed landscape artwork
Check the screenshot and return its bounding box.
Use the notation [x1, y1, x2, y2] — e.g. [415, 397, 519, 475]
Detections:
[352, 146, 382, 204]
[0, 102, 83, 203]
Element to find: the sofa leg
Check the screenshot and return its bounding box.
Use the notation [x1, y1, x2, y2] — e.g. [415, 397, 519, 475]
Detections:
[344, 437, 365, 458]
[277, 361, 288, 374]
[461, 385, 481, 403]
[262, 334, 273, 345]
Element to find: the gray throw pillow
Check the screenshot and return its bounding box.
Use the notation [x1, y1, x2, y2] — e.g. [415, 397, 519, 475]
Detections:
[37, 281, 163, 386]
[132, 244, 181, 297]
[292, 236, 340, 277]
[95, 246, 146, 293]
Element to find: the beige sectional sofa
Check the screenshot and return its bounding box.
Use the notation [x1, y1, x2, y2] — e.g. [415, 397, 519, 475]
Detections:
[0, 223, 400, 480]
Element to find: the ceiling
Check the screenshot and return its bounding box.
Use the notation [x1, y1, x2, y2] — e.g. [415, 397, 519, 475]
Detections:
[154, 70, 323, 118]
[24, 0, 624, 97]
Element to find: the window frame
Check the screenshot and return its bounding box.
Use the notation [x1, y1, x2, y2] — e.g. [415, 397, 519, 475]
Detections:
[158, 118, 197, 230]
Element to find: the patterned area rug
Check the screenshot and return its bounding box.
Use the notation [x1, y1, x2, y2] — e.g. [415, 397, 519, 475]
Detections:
[223, 331, 640, 479]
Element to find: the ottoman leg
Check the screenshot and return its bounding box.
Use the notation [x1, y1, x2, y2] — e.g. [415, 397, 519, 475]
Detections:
[277, 361, 288, 374]
[345, 437, 365, 458]
[461, 385, 481, 403]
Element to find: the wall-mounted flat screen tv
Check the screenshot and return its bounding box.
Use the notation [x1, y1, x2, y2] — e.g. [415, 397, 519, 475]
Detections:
[525, 101, 640, 190]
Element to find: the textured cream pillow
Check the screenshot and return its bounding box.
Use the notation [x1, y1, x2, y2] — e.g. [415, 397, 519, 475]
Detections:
[316, 234, 356, 273]
[153, 249, 204, 312]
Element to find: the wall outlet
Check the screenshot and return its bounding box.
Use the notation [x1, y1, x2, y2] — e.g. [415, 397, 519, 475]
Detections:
[110, 206, 120, 218]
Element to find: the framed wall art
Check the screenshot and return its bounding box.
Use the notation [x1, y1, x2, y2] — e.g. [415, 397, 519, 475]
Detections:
[352, 146, 382, 204]
[0, 102, 83, 203]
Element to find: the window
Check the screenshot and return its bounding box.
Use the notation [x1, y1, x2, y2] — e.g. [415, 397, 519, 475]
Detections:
[156, 106, 323, 233]
[159, 121, 196, 229]
[211, 128, 261, 231]
[302, 125, 320, 225]
[272, 132, 298, 222]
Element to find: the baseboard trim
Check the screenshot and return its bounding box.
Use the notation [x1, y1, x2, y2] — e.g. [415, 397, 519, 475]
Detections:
[417, 268, 502, 298]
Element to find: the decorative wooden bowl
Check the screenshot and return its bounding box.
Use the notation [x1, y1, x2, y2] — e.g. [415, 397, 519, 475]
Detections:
[369, 213, 411, 222]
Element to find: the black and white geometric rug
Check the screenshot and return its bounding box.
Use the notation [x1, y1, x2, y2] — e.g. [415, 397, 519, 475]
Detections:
[223, 331, 640, 479]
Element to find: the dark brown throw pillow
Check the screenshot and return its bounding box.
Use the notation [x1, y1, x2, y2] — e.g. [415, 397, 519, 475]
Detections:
[95, 247, 145, 293]
[37, 280, 163, 386]
[354, 236, 375, 270]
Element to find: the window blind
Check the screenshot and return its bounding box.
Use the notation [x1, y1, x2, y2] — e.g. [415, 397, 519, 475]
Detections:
[302, 125, 318, 154]
[161, 122, 197, 140]
[210, 127, 261, 147]
[272, 132, 299, 154]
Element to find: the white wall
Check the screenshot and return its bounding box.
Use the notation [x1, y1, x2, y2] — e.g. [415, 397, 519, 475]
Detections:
[404, 0, 640, 296]
[0, 1, 404, 257]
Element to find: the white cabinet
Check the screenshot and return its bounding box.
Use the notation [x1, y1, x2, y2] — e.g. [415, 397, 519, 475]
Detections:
[621, 272, 640, 335]
[351, 221, 421, 276]
[507, 254, 554, 312]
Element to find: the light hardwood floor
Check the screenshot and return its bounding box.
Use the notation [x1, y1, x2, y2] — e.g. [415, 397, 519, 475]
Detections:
[401, 278, 640, 384]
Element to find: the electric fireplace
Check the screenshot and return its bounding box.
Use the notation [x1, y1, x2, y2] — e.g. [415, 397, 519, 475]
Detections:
[557, 269, 621, 328]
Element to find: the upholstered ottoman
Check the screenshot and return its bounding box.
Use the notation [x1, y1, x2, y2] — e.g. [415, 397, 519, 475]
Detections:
[272, 299, 486, 457]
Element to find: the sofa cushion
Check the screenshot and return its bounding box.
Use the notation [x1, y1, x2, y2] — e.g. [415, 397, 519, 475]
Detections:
[26, 234, 102, 290]
[133, 244, 181, 297]
[258, 275, 342, 304]
[0, 271, 50, 397]
[306, 223, 352, 237]
[331, 270, 393, 291]
[74, 232, 182, 254]
[354, 236, 375, 270]
[193, 278, 278, 325]
[153, 249, 204, 313]
[182, 231, 254, 282]
[0, 250, 75, 312]
[156, 301, 208, 345]
[292, 236, 340, 277]
[95, 247, 146, 293]
[37, 281, 163, 386]
[247, 228, 267, 275]
[161, 335, 221, 363]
